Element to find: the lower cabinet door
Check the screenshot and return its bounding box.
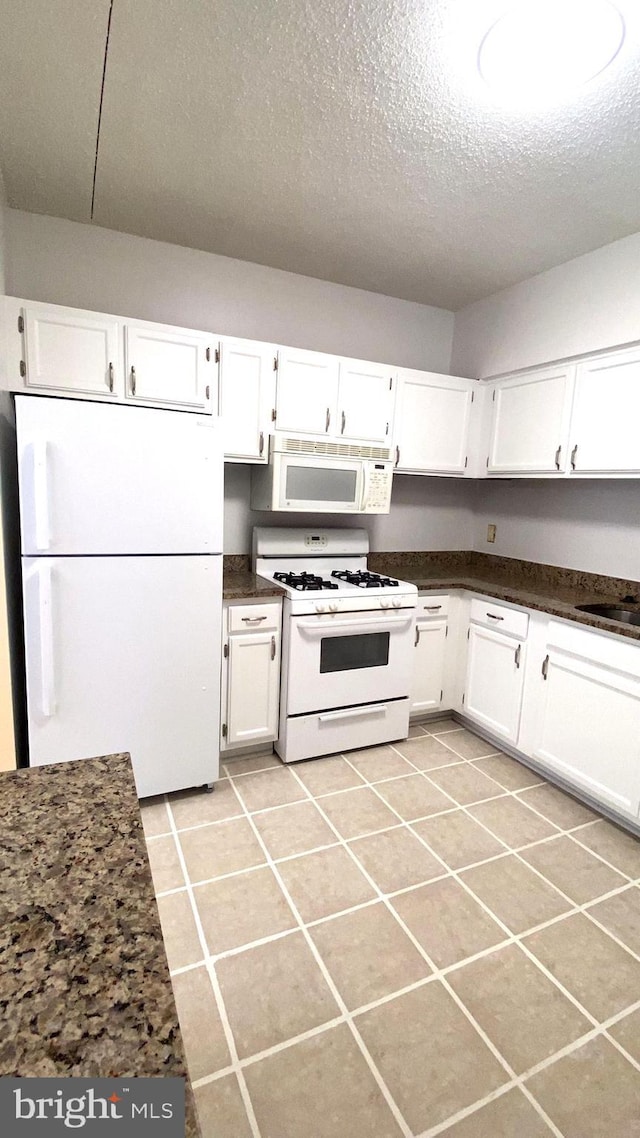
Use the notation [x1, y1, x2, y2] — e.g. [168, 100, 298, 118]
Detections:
[226, 630, 280, 746]
[410, 619, 447, 714]
[464, 624, 525, 743]
[533, 648, 640, 816]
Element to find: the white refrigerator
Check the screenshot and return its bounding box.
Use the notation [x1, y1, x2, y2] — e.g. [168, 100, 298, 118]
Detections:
[16, 395, 223, 798]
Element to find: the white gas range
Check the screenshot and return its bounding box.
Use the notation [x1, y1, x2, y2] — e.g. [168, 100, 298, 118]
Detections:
[253, 527, 418, 762]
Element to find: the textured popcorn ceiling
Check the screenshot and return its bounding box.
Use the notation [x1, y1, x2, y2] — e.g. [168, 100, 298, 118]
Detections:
[1, 0, 640, 308]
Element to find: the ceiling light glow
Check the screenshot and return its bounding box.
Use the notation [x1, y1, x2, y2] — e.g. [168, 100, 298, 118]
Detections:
[478, 0, 625, 104]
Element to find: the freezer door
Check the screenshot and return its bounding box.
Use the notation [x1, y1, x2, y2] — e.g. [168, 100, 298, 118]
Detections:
[16, 396, 222, 555]
[22, 555, 222, 797]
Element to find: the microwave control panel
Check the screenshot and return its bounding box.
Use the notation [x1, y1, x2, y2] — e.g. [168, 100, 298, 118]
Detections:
[362, 463, 394, 513]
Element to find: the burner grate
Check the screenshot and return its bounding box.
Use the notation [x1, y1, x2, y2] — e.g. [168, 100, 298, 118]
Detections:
[274, 571, 339, 592]
[331, 570, 399, 588]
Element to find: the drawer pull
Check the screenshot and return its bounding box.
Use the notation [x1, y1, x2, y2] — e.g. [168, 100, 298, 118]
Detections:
[242, 615, 267, 623]
[108, 361, 114, 392]
[542, 654, 549, 680]
[424, 604, 442, 612]
[571, 444, 578, 470]
[554, 444, 562, 469]
[486, 612, 504, 621]
[259, 430, 265, 456]
[414, 626, 420, 647]
[270, 635, 276, 660]
[515, 643, 521, 669]
[130, 365, 136, 395]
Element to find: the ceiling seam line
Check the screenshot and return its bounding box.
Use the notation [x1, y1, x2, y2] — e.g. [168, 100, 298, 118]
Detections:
[90, 0, 115, 221]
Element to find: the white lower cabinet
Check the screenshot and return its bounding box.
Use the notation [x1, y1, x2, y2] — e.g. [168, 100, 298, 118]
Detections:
[221, 601, 281, 750]
[410, 595, 450, 715]
[531, 622, 640, 816]
[463, 600, 527, 744]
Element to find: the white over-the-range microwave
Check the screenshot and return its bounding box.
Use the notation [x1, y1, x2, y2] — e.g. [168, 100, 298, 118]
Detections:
[250, 436, 394, 513]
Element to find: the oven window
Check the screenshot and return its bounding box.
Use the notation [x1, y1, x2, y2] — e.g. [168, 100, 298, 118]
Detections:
[285, 464, 358, 503]
[320, 632, 390, 673]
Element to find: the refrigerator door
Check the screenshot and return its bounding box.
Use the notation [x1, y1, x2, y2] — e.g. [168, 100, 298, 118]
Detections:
[16, 396, 222, 555]
[23, 554, 221, 797]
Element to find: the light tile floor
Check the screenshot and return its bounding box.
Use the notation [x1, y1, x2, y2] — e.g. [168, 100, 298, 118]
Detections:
[141, 717, 640, 1138]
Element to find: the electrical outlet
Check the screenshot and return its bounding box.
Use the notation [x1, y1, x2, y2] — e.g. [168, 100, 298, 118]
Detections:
[487, 523, 497, 543]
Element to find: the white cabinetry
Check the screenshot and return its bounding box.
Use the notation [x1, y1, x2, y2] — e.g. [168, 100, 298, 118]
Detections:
[124, 322, 215, 411]
[569, 347, 640, 475]
[275, 348, 394, 445]
[221, 601, 281, 750]
[395, 371, 474, 475]
[337, 359, 395, 444]
[275, 347, 340, 436]
[411, 595, 449, 714]
[14, 299, 120, 399]
[487, 365, 575, 475]
[463, 599, 527, 743]
[220, 338, 276, 463]
[532, 621, 640, 816]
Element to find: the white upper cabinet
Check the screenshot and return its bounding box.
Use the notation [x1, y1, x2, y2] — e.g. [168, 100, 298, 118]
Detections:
[487, 365, 575, 475]
[337, 359, 395, 444]
[569, 347, 640, 474]
[220, 338, 277, 463]
[124, 321, 215, 411]
[275, 347, 340, 435]
[20, 301, 121, 399]
[394, 371, 474, 475]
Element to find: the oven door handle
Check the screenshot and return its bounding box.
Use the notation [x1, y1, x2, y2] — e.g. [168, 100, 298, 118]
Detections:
[296, 616, 413, 635]
[318, 705, 388, 723]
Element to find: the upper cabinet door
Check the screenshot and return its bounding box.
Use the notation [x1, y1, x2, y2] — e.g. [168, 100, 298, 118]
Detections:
[488, 365, 575, 474]
[22, 303, 120, 399]
[220, 338, 277, 463]
[394, 371, 473, 474]
[337, 360, 395, 444]
[275, 347, 340, 435]
[124, 322, 215, 412]
[570, 348, 640, 474]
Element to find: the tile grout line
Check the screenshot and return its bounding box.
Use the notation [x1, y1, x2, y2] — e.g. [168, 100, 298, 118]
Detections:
[151, 735, 640, 1136]
[222, 772, 415, 1138]
[164, 797, 263, 1138]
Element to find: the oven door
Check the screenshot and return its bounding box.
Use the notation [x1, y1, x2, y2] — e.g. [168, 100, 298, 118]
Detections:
[287, 607, 415, 714]
[274, 455, 364, 513]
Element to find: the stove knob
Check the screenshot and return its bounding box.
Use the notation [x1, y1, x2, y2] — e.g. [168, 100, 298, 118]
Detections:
[315, 604, 325, 613]
[380, 601, 390, 609]
[392, 599, 401, 608]
[329, 602, 339, 612]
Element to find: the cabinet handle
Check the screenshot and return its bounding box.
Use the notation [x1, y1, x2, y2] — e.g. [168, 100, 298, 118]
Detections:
[395, 445, 400, 467]
[542, 654, 549, 680]
[259, 430, 265, 456]
[130, 365, 136, 395]
[341, 410, 346, 435]
[414, 626, 420, 647]
[486, 612, 504, 621]
[108, 361, 114, 393]
[423, 604, 442, 611]
[570, 444, 578, 470]
[271, 635, 276, 660]
[514, 643, 521, 669]
[325, 407, 331, 432]
[554, 444, 561, 470]
[242, 615, 267, 623]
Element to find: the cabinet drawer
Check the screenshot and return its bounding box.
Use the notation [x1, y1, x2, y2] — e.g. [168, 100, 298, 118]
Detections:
[228, 602, 281, 633]
[417, 594, 450, 618]
[470, 598, 529, 640]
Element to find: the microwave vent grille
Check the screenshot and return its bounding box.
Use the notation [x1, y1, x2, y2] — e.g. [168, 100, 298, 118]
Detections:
[281, 437, 391, 461]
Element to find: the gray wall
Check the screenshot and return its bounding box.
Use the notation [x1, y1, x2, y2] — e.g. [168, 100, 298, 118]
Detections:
[5, 210, 454, 371]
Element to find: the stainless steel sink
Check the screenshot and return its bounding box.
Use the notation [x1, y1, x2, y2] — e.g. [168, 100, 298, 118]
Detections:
[575, 604, 640, 626]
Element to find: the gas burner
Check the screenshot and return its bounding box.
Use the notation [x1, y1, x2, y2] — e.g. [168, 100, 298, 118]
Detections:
[331, 570, 399, 588]
[274, 571, 339, 592]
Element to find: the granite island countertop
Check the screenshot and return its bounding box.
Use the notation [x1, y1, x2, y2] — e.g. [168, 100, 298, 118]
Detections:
[0, 753, 198, 1135]
[367, 551, 640, 642]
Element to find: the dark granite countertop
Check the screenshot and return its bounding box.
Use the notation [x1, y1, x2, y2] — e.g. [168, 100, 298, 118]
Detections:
[223, 570, 286, 601]
[0, 753, 198, 1134]
[366, 552, 640, 642]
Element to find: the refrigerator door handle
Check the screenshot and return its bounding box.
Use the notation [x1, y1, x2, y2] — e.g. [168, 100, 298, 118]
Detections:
[33, 440, 51, 551]
[38, 565, 56, 718]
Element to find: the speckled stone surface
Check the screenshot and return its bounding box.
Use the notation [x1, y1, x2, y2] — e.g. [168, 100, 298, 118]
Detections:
[0, 754, 198, 1134]
[223, 570, 286, 600]
[368, 551, 640, 642]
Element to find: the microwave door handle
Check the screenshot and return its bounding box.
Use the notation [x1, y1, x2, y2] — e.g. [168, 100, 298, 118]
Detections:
[360, 462, 369, 511]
